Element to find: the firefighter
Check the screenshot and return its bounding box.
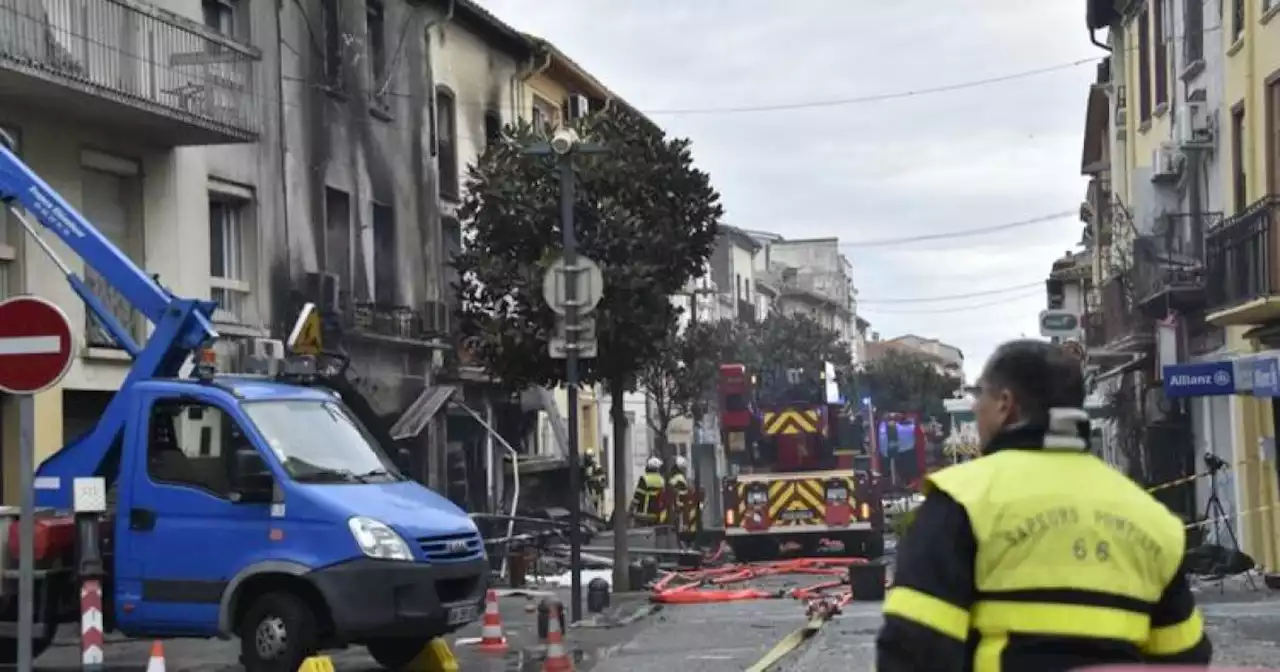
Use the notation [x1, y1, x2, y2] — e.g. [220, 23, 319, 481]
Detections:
[629, 457, 665, 526]
[876, 339, 1211, 671]
[668, 455, 701, 536]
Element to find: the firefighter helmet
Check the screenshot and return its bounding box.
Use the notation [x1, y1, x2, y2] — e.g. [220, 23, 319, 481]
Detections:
[645, 457, 662, 471]
[674, 455, 689, 472]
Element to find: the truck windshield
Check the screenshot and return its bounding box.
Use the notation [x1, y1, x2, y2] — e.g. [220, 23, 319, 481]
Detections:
[244, 399, 402, 484]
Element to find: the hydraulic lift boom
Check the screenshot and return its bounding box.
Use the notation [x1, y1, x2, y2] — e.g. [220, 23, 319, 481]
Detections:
[0, 137, 220, 509]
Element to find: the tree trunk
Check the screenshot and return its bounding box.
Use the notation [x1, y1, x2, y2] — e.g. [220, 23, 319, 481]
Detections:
[609, 375, 631, 591]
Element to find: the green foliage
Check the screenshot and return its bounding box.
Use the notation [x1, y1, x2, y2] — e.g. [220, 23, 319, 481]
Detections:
[452, 107, 724, 391]
[704, 313, 854, 374]
[852, 349, 961, 422]
[638, 320, 722, 441]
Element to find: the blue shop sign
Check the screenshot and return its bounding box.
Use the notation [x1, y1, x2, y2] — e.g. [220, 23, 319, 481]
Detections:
[1162, 361, 1237, 398]
[1253, 356, 1280, 397]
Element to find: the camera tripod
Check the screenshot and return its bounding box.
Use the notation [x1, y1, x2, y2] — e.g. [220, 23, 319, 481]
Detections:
[1201, 464, 1258, 592]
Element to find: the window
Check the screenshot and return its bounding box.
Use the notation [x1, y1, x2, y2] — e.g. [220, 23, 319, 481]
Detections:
[147, 399, 246, 497]
[436, 87, 458, 201]
[324, 187, 351, 286]
[322, 0, 342, 84]
[1153, 0, 1167, 107]
[1137, 7, 1152, 122]
[372, 202, 396, 305]
[209, 186, 253, 324]
[1268, 79, 1280, 196]
[244, 399, 399, 483]
[484, 110, 502, 149]
[80, 150, 142, 348]
[1231, 0, 1244, 41]
[1232, 104, 1248, 212]
[202, 0, 242, 39]
[442, 215, 461, 306]
[531, 95, 558, 135]
[366, 0, 386, 98]
[1183, 0, 1203, 66]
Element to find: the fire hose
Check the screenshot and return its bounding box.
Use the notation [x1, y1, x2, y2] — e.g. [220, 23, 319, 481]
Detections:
[650, 557, 871, 669]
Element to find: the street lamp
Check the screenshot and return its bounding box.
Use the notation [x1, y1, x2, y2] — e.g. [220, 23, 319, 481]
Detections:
[523, 128, 607, 621]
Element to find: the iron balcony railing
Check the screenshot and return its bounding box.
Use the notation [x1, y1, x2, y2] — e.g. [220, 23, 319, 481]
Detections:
[1132, 212, 1221, 308]
[1206, 196, 1280, 313]
[0, 0, 259, 138]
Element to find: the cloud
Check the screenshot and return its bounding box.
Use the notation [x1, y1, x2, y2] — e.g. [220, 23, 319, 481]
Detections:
[474, 0, 1099, 380]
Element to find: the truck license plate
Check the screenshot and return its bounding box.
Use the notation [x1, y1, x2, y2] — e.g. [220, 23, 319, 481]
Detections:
[447, 604, 478, 625]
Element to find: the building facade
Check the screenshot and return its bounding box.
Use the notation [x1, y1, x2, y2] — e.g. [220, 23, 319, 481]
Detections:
[1082, 0, 1280, 566]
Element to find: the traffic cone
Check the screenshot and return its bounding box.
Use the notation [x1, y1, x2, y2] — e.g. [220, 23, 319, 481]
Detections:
[146, 641, 166, 672]
[541, 602, 573, 672]
[477, 589, 508, 652]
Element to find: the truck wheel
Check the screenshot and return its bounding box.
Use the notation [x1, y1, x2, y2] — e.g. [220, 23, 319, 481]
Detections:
[238, 591, 320, 672]
[366, 638, 427, 670]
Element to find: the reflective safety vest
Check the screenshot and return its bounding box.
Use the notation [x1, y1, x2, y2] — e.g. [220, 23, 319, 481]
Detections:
[887, 448, 1192, 669]
[630, 472, 665, 522]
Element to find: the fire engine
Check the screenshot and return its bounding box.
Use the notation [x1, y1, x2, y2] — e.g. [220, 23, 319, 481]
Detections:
[718, 363, 884, 561]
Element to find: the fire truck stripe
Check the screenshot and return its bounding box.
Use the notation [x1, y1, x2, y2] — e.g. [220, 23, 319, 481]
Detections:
[769, 482, 795, 519]
[794, 479, 827, 512]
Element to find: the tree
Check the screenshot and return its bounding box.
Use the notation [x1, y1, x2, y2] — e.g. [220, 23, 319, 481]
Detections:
[853, 349, 961, 424]
[638, 320, 721, 462]
[701, 312, 854, 375]
[452, 107, 723, 588]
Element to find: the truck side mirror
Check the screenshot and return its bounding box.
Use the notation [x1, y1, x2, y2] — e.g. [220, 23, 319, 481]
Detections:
[231, 449, 274, 504]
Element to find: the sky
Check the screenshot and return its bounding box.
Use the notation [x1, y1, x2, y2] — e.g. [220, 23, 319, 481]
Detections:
[473, 0, 1103, 381]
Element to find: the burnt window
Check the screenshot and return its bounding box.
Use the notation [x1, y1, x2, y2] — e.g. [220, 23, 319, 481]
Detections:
[372, 203, 396, 305]
[436, 87, 458, 201]
[367, 0, 387, 98]
[484, 110, 502, 149]
[322, 0, 342, 84]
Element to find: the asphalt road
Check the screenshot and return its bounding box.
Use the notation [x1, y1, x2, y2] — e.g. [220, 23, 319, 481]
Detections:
[19, 576, 1280, 671]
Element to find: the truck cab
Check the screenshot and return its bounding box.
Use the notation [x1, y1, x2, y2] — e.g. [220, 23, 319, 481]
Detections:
[5, 371, 487, 671]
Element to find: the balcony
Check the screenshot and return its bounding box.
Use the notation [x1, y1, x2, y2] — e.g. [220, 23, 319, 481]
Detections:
[1206, 196, 1280, 326]
[1098, 275, 1152, 351]
[1132, 212, 1220, 316]
[0, 0, 260, 145]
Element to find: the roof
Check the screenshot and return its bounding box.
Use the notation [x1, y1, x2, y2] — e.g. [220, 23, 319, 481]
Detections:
[211, 377, 339, 402]
[720, 225, 762, 253]
[425, 0, 532, 60]
[523, 35, 654, 127]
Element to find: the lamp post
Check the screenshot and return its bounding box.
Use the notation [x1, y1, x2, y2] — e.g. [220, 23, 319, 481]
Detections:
[525, 128, 606, 622]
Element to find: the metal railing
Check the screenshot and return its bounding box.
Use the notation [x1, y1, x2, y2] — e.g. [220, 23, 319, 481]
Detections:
[0, 0, 258, 135]
[1132, 212, 1221, 306]
[1206, 196, 1280, 313]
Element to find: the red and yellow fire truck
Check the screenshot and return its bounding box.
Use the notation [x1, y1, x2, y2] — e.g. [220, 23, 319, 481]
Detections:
[718, 363, 884, 561]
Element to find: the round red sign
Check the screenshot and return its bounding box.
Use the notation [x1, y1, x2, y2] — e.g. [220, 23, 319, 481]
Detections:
[0, 296, 74, 395]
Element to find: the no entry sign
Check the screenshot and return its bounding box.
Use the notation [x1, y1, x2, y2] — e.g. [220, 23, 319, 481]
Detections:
[0, 295, 74, 395]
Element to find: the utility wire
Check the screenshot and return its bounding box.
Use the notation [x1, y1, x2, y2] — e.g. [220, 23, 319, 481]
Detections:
[857, 281, 1045, 304]
[837, 211, 1077, 248]
[860, 289, 1044, 314]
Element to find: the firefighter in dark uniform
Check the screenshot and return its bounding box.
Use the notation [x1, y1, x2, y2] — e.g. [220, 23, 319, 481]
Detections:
[629, 457, 666, 526]
[876, 339, 1211, 671]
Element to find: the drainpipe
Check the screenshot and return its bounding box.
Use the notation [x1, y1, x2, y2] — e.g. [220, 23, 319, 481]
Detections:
[1089, 28, 1112, 52]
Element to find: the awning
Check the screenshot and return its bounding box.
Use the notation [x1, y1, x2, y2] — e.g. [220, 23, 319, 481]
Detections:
[389, 385, 457, 441]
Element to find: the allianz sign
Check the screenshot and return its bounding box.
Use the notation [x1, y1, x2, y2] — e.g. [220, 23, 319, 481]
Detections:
[1168, 370, 1232, 388]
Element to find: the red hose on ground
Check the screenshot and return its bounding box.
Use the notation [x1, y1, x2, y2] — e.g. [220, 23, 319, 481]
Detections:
[650, 556, 867, 605]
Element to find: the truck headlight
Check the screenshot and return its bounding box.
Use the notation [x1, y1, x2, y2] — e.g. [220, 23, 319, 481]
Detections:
[348, 516, 413, 561]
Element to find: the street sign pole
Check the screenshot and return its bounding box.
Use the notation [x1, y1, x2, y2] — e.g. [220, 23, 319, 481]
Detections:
[17, 393, 34, 672]
[0, 295, 75, 672]
[558, 153, 585, 624]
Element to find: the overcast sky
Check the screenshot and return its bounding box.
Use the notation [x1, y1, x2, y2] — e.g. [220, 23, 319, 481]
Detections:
[474, 0, 1101, 380]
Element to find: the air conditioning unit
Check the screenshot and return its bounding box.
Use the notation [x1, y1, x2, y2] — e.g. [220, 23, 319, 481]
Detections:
[250, 338, 286, 360]
[567, 93, 590, 120]
[1177, 101, 1213, 148]
[1151, 144, 1182, 183]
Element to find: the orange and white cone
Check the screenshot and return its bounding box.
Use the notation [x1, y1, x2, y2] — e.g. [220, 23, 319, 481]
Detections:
[541, 602, 573, 672]
[477, 589, 508, 653]
[146, 641, 166, 672]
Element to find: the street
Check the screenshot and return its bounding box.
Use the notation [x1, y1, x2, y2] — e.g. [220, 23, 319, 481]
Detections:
[22, 572, 1280, 671]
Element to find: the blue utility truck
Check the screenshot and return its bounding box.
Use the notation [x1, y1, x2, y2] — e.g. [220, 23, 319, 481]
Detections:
[0, 138, 487, 671]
